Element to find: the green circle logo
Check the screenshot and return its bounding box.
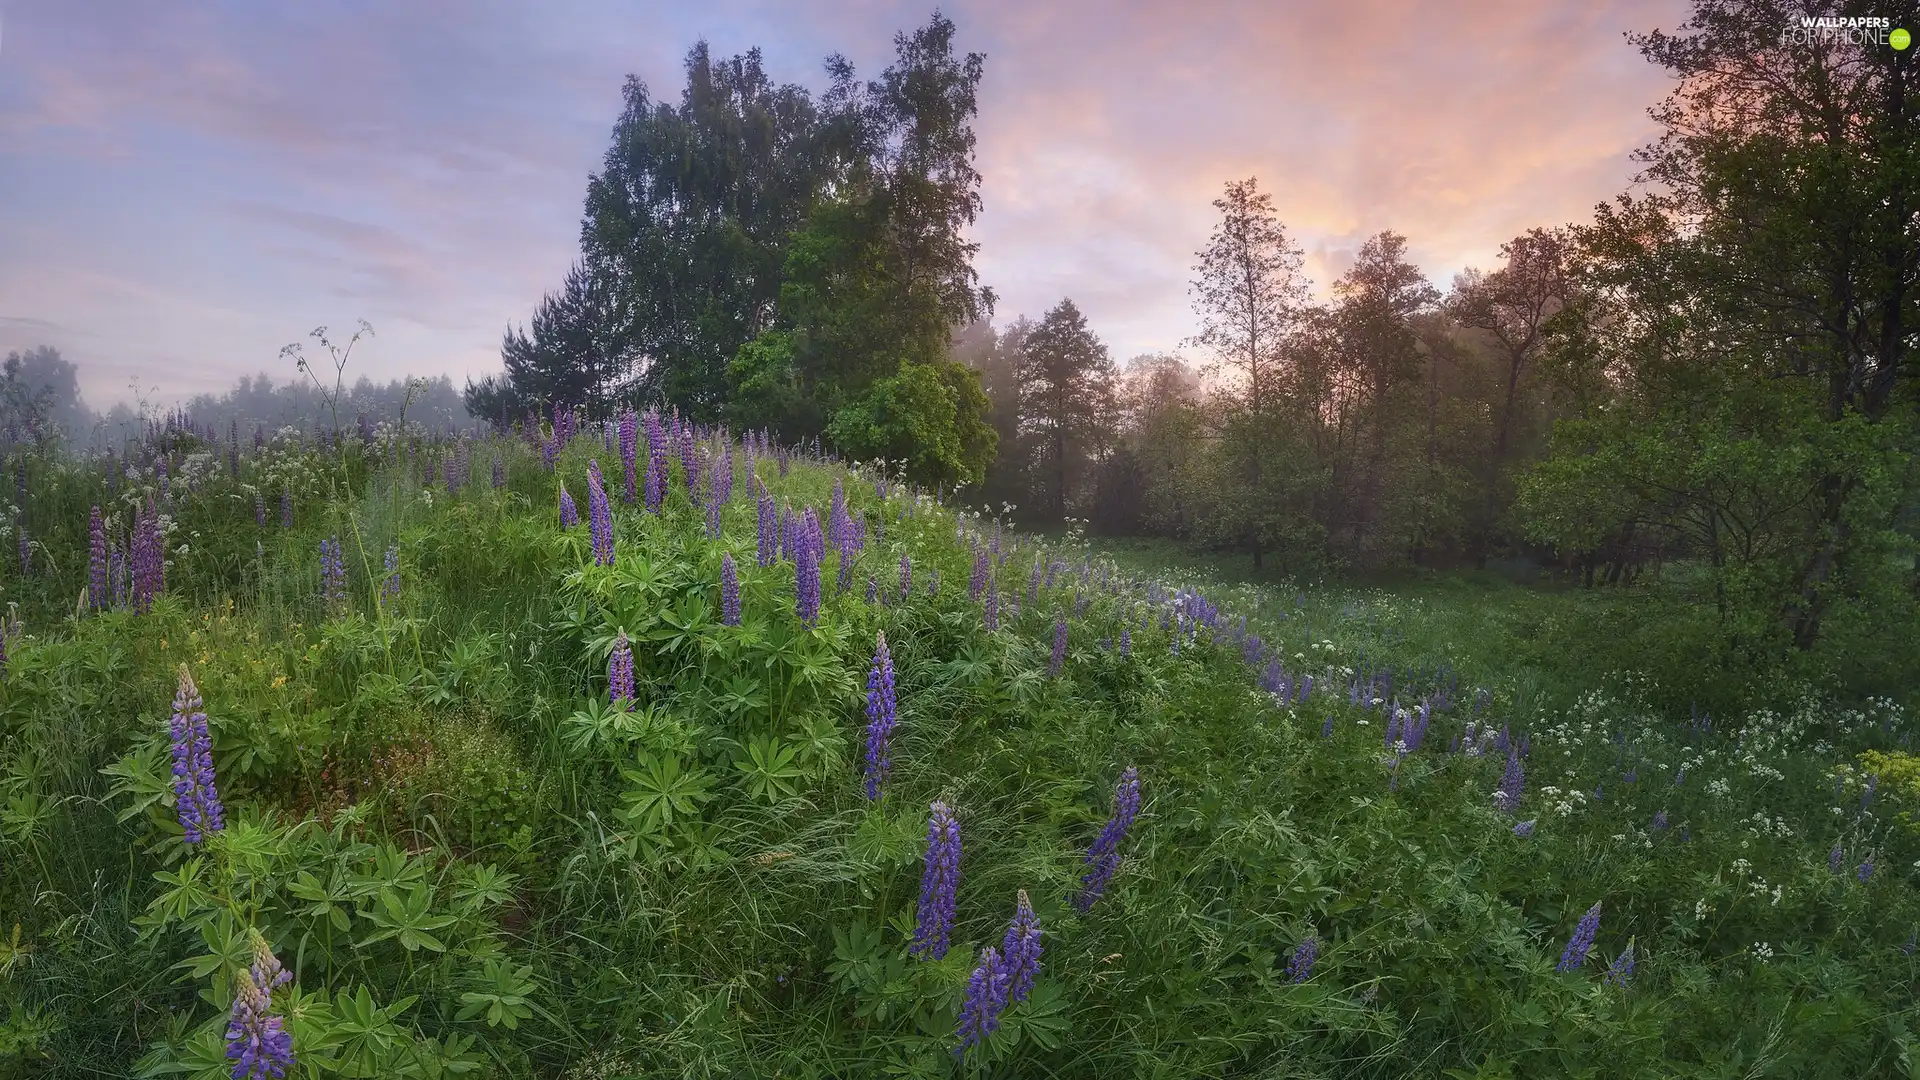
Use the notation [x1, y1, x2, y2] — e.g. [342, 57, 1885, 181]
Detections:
[1894, 28, 1912, 49]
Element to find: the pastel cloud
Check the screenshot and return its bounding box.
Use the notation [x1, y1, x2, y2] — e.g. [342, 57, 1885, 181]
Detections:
[0, 0, 1686, 408]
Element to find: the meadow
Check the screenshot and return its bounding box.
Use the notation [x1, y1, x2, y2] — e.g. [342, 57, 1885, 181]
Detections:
[2, 412, 1917, 1079]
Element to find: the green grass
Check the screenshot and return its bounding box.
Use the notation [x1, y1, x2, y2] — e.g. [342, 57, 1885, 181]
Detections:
[2, 429, 1917, 1078]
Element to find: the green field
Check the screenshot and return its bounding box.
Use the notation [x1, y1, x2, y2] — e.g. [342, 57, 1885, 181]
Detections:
[3, 426, 1917, 1079]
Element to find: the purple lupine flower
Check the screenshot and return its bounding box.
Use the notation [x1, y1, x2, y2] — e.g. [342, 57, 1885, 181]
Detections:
[382, 544, 401, 599]
[1119, 628, 1130, 656]
[756, 481, 777, 567]
[678, 423, 700, 497]
[778, 504, 795, 562]
[1321, 714, 1335, 738]
[999, 889, 1043, 1004]
[862, 631, 897, 800]
[1513, 819, 1536, 838]
[131, 505, 166, 614]
[318, 536, 346, 607]
[586, 460, 615, 566]
[898, 553, 911, 600]
[1494, 748, 1524, 814]
[865, 574, 878, 605]
[618, 408, 638, 503]
[280, 490, 292, 529]
[953, 946, 1009, 1055]
[1073, 766, 1142, 911]
[1650, 810, 1669, 832]
[910, 801, 961, 960]
[88, 505, 108, 611]
[1049, 617, 1068, 677]
[492, 455, 505, 489]
[225, 958, 294, 1079]
[721, 553, 741, 626]
[969, 547, 989, 600]
[1555, 901, 1603, 972]
[706, 491, 723, 539]
[1830, 843, 1844, 873]
[1673, 766, 1686, 786]
[1859, 859, 1876, 883]
[1604, 941, 1635, 988]
[168, 664, 224, 843]
[559, 484, 579, 528]
[983, 587, 998, 631]
[254, 490, 265, 528]
[608, 631, 634, 709]
[1286, 935, 1318, 983]
[795, 509, 822, 627]
[644, 410, 668, 512]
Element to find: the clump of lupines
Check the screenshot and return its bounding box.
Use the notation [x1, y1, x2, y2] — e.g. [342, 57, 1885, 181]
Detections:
[87, 505, 107, 611]
[998, 890, 1043, 1004]
[586, 460, 615, 566]
[168, 664, 224, 843]
[795, 509, 823, 627]
[720, 553, 741, 626]
[862, 631, 897, 799]
[910, 801, 961, 960]
[1286, 935, 1319, 983]
[609, 631, 635, 709]
[1513, 819, 1537, 838]
[1049, 617, 1068, 677]
[1555, 902, 1603, 972]
[559, 484, 578, 528]
[319, 536, 346, 607]
[1073, 766, 1142, 911]
[644, 410, 668, 511]
[1859, 858, 1876, 883]
[969, 547, 989, 600]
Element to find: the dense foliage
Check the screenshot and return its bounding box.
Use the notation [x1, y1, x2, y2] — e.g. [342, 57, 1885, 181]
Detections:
[1, 406, 1917, 1078]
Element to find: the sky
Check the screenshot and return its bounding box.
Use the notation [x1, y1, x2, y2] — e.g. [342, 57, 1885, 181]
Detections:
[0, 0, 1689, 411]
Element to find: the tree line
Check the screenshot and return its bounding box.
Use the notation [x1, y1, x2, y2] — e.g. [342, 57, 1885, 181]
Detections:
[471, 0, 1916, 660]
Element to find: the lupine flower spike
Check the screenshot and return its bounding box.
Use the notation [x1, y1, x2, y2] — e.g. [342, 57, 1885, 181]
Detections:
[909, 801, 961, 960]
[225, 933, 295, 1079]
[999, 889, 1043, 1004]
[168, 664, 224, 843]
[720, 553, 741, 626]
[862, 631, 897, 800]
[1556, 901, 1603, 973]
[1073, 766, 1142, 911]
[1286, 935, 1319, 983]
[954, 947, 1008, 1056]
[608, 631, 635, 709]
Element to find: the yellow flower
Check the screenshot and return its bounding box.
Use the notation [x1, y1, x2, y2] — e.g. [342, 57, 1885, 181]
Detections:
[272, 674, 288, 690]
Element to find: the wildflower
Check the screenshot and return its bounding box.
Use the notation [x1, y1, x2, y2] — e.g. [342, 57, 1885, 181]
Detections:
[1604, 940, 1636, 988]
[88, 506, 107, 611]
[1859, 859, 1875, 883]
[225, 952, 294, 1079]
[1494, 748, 1524, 814]
[862, 632, 897, 800]
[720, 553, 741, 626]
[1119, 628, 1130, 656]
[756, 482, 777, 567]
[254, 490, 265, 527]
[168, 664, 224, 843]
[795, 509, 822, 627]
[608, 631, 634, 710]
[559, 484, 578, 528]
[586, 460, 614, 566]
[969, 547, 989, 600]
[1829, 843, 1843, 874]
[909, 801, 961, 961]
[280, 490, 292, 529]
[382, 544, 400, 599]
[999, 890, 1043, 1004]
[644, 410, 668, 512]
[953, 947, 1008, 1055]
[1073, 766, 1142, 911]
[1286, 935, 1319, 983]
[1513, 819, 1536, 838]
[1555, 901, 1602, 973]
[618, 408, 638, 503]
[1650, 810, 1668, 832]
[983, 588, 998, 631]
[1049, 617, 1068, 677]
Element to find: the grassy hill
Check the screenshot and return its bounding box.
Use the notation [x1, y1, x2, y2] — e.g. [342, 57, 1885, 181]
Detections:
[2, 420, 1916, 1078]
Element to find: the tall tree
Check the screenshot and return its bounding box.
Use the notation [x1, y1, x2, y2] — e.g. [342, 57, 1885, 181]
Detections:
[464, 260, 631, 423]
[1187, 177, 1311, 566]
[1448, 227, 1573, 563]
[1016, 299, 1114, 521]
